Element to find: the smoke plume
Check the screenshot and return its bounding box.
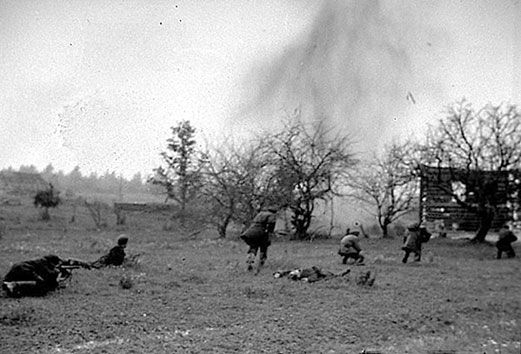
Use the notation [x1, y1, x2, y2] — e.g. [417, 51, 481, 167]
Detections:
[240, 0, 446, 154]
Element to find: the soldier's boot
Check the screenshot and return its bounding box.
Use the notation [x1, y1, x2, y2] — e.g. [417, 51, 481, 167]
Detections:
[259, 252, 267, 267]
[356, 254, 365, 265]
[246, 253, 255, 271]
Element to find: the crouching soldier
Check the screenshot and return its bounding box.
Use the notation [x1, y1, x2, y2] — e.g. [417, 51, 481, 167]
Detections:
[91, 235, 128, 268]
[338, 228, 365, 265]
[240, 205, 278, 271]
[3, 255, 64, 297]
[496, 224, 517, 259]
[402, 222, 431, 263]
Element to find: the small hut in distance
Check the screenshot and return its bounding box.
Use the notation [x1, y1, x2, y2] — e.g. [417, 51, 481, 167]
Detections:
[419, 165, 521, 232]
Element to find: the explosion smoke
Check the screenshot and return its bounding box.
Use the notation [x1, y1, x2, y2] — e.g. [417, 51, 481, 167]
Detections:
[241, 0, 446, 154]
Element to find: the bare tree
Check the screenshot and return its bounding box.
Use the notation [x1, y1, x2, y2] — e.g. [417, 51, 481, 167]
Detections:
[84, 199, 109, 230]
[201, 139, 277, 237]
[199, 146, 239, 238]
[420, 100, 521, 242]
[268, 120, 356, 239]
[347, 141, 418, 238]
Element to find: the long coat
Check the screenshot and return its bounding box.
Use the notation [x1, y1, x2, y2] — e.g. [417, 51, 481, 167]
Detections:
[339, 234, 362, 254]
[403, 230, 421, 252]
[403, 227, 431, 252]
[497, 228, 518, 249]
[3, 256, 62, 294]
[91, 245, 126, 268]
[241, 210, 277, 245]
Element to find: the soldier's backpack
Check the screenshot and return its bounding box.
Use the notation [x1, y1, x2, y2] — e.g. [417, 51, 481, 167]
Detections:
[421, 229, 432, 243]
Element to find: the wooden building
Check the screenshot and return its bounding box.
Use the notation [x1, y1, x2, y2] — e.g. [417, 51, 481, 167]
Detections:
[419, 165, 521, 231]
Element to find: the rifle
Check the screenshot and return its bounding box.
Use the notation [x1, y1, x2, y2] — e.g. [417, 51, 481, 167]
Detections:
[57, 259, 92, 281]
[2, 281, 38, 297]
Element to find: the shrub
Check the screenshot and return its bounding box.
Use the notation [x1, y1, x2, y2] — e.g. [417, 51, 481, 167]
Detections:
[119, 275, 134, 290]
[34, 183, 61, 221]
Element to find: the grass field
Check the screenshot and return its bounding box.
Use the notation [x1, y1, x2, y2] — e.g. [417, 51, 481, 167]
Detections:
[1, 203, 520, 353]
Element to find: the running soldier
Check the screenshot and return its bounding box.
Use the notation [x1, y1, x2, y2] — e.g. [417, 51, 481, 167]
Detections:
[240, 205, 278, 272]
[402, 222, 431, 263]
[496, 224, 517, 259]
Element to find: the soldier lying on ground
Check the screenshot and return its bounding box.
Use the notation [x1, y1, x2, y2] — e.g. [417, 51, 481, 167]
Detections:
[338, 227, 365, 265]
[91, 235, 128, 268]
[496, 224, 517, 259]
[2, 255, 91, 297]
[274, 266, 351, 283]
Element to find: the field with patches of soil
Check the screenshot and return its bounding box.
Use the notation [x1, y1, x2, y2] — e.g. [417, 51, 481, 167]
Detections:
[0, 208, 520, 353]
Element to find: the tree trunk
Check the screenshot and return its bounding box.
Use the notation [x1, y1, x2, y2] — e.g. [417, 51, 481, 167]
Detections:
[291, 208, 312, 240]
[41, 207, 50, 221]
[381, 223, 389, 238]
[217, 214, 232, 238]
[179, 202, 186, 227]
[471, 206, 494, 243]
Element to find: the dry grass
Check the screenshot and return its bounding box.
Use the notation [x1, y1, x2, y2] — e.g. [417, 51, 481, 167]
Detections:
[0, 203, 520, 353]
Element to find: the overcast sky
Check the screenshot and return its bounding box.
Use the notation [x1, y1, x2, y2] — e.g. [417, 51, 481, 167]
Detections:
[1, 0, 520, 178]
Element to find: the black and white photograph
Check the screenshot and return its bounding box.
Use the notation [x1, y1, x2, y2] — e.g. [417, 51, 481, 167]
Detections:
[1, 1, 520, 353]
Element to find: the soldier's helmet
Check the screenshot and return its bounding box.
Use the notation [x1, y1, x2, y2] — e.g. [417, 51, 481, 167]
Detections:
[117, 235, 129, 246]
[407, 222, 420, 231]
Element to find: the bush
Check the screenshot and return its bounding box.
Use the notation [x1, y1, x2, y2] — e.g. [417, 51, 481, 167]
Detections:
[119, 275, 134, 290]
[34, 184, 61, 221]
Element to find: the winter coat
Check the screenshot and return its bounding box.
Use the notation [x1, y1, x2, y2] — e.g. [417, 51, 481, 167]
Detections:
[339, 234, 361, 254]
[241, 210, 277, 243]
[3, 256, 62, 293]
[497, 229, 518, 247]
[403, 226, 431, 252]
[91, 245, 126, 268]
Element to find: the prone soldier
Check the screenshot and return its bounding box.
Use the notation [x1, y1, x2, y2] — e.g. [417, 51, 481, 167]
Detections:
[91, 235, 128, 268]
[2, 254, 90, 297]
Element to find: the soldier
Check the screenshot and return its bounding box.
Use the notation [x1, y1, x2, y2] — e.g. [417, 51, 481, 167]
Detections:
[240, 205, 278, 271]
[91, 235, 128, 268]
[402, 222, 431, 263]
[338, 227, 365, 265]
[274, 266, 351, 283]
[496, 224, 517, 259]
[3, 254, 64, 297]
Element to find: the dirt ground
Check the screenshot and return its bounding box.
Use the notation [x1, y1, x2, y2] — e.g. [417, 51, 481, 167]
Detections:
[0, 218, 520, 353]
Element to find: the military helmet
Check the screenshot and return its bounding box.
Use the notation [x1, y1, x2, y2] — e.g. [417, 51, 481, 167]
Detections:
[117, 235, 129, 246]
[407, 222, 420, 231]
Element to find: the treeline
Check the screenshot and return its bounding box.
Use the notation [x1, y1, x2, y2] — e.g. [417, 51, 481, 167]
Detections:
[150, 99, 521, 241]
[1, 164, 154, 197]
